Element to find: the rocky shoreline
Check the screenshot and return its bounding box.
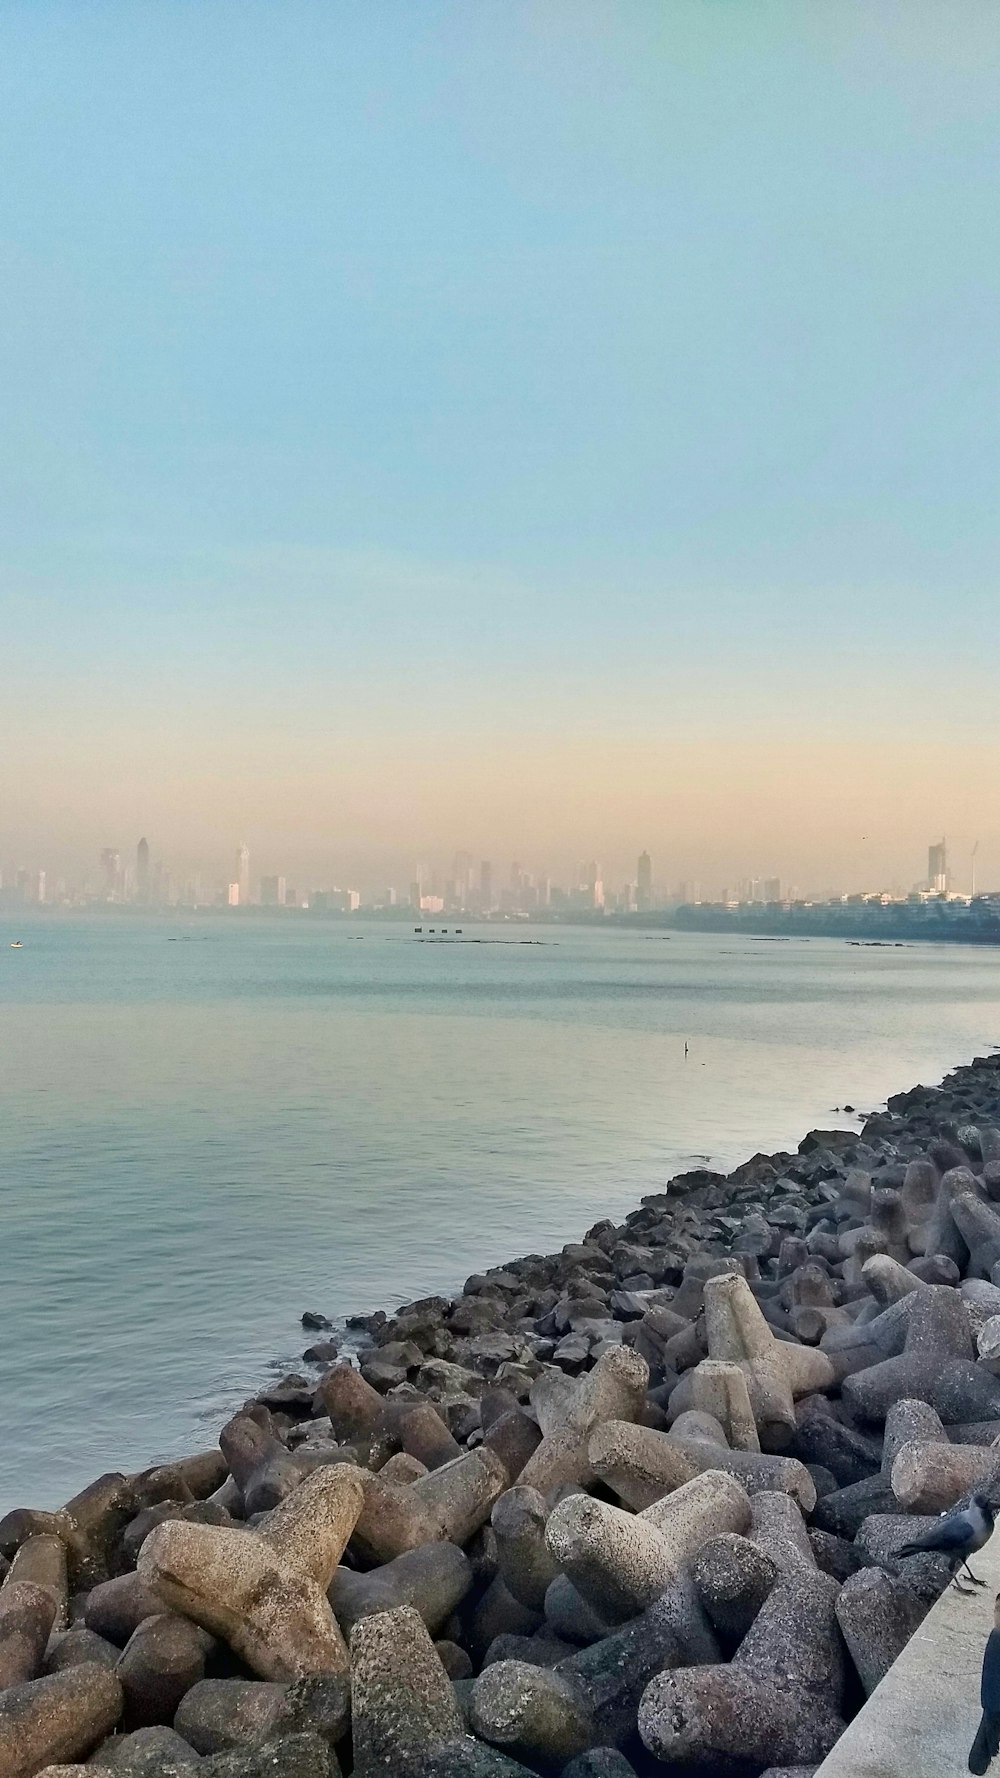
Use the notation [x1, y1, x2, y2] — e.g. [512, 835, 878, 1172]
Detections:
[5, 1052, 1000, 1776]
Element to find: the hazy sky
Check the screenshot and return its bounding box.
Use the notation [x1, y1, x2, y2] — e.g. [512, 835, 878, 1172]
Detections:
[2, 2, 999, 893]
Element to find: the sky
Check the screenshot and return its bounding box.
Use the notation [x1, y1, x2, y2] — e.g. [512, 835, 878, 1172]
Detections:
[2, 1, 999, 895]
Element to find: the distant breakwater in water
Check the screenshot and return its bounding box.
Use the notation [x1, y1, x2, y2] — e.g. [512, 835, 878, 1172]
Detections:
[5, 1052, 1000, 1774]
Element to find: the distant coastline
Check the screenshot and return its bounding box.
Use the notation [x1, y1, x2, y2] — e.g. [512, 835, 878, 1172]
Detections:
[9, 898, 1000, 949]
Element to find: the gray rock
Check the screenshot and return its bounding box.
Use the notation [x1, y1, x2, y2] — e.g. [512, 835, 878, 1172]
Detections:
[90, 1724, 202, 1772]
[834, 1565, 926, 1695]
[350, 1606, 464, 1777]
[329, 1542, 472, 1638]
[0, 1663, 124, 1776]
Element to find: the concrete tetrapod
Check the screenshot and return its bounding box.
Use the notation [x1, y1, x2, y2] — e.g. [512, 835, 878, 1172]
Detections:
[639, 1567, 846, 1771]
[890, 1435, 1000, 1512]
[138, 1464, 365, 1680]
[219, 1410, 304, 1516]
[518, 1348, 649, 1495]
[692, 1532, 777, 1642]
[350, 1605, 468, 1777]
[589, 1420, 816, 1513]
[491, 1488, 560, 1611]
[4, 1536, 69, 1631]
[841, 1285, 974, 1423]
[0, 1581, 57, 1688]
[834, 1565, 925, 1696]
[819, 1293, 918, 1385]
[471, 1586, 719, 1767]
[174, 1673, 350, 1755]
[950, 1181, 1000, 1278]
[116, 1611, 213, 1729]
[0, 1664, 124, 1778]
[0, 1474, 135, 1590]
[545, 1469, 750, 1622]
[329, 1541, 472, 1637]
[690, 1360, 761, 1452]
[899, 1155, 939, 1252]
[811, 1397, 945, 1539]
[693, 1490, 814, 1641]
[412, 1449, 509, 1546]
[314, 1364, 386, 1443]
[349, 1450, 507, 1566]
[700, 1274, 835, 1449]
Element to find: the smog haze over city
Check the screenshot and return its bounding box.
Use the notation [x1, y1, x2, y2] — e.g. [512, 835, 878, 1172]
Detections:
[3, 4, 1000, 904]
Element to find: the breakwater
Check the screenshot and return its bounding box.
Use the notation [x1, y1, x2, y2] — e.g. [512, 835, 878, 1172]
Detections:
[4, 1053, 1000, 1775]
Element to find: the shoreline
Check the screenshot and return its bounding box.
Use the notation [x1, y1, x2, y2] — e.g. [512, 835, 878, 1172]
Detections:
[4, 1051, 1000, 1774]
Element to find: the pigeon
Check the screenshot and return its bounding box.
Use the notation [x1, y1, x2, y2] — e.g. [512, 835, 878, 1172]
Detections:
[970, 1593, 1000, 1773]
[898, 1491, 995, 1592]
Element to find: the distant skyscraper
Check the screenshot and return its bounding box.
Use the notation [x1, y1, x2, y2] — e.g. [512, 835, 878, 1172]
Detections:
[237, 842, 250, 905]
[452, 851, 474, 905]
[33, 869, 46, 905]
[637, 851, 653, 912]
[227, 883, 240, 907]
[928, 839, 948, 893]
[763, 877, 782, 902]
[100, 848, 121, 900]
[479, 860, 493, 909]
[260, 875, 286, 907]
[582, 861, 604, 910]
[136, 837, 150, 903]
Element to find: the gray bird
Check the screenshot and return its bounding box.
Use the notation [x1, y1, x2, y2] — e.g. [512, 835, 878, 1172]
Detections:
[969, 1593, 1000, 1773]
[898, 1491, 995, 1592]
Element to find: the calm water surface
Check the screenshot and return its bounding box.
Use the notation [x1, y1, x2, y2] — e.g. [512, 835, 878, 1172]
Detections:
[1, 913, 998, 1509]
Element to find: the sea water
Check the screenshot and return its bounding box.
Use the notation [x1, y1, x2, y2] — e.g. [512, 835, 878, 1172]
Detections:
[1, 913, 997, 1509]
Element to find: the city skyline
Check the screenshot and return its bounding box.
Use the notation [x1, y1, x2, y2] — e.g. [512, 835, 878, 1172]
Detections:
[0, 831, 979, 916]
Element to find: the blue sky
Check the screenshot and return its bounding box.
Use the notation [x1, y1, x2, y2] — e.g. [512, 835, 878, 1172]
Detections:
[2, 3, 999, 889]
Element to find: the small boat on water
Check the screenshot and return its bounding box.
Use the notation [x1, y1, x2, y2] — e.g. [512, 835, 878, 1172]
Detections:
[10, 940, 22, 948]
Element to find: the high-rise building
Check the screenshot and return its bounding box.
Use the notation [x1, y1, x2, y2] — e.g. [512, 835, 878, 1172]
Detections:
[33, 869, 46, 905]
[261, 875, 286, 907]
[100, 849, 121, 900]
[637, 851, 653, 912]
[928, 839, 948, 894]
[136, 837, 150, 904]
[237, 842, 250, 905]
[479, 860, 493, 909]
[452, 851, 474, 906]
[227, 883, 240, 907]
[763, 877, 782, 902]
[582, 862, 604, 910]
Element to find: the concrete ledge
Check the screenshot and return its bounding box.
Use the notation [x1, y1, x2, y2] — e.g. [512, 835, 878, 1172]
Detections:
[816, 1528, 1000, 1777]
